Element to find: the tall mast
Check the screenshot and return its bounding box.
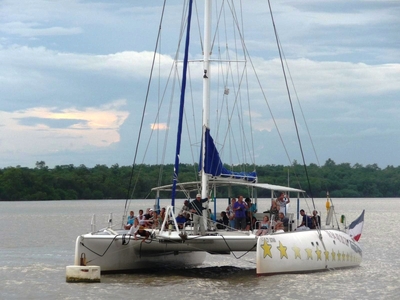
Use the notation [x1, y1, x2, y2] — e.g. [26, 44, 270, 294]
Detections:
[201, 0, 211, 199]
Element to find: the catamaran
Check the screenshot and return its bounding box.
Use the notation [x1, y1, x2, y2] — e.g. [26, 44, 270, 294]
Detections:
[70, 0, 364, 276]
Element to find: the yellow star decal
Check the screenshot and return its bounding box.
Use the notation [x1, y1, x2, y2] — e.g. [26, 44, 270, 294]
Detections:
[260, 239, 273, 258]
[292, 246, 301, 259]
[324, 250, 330, 261]
[305, 248, 313, 260]
[331, 250, 336, 261]
[343, 252, 346, 261]
[337, 251, 341, 261]
[346, 253, 350, 261]
[277, 241, 288, 259]
[315, 247, 322, 261]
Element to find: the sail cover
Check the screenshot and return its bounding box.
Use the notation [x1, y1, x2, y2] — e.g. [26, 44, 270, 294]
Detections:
[199, 128, 257, 182]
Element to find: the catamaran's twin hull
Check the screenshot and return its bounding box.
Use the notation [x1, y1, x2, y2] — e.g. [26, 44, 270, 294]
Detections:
[256, 229, 362, 275]
[74, 229, 361, 273]
[74, 230, 258, 272]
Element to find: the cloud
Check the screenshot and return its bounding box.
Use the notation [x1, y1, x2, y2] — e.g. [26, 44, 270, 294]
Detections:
[151, 123, 169, 130]
[0, 100, 129, 157]
[1, 22, 82, 37]
[0, 0, 399, 169]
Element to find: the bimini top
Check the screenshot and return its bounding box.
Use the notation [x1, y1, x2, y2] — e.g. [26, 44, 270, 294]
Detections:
[151, 179, 304, 194]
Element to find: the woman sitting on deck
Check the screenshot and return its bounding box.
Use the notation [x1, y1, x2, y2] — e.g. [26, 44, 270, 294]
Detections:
[256, 215, 271, 236]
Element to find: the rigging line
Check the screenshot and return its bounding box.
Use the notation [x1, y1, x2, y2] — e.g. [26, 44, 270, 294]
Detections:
[237, 0, 257, 171]
[184, 65, 201, 184]
[156, 65, 177, 187]
[216, 6, 248, 163]
[155, 1, 188, 191]
[277, 37, 333, 199]
[284, 56, 321, 167]
[224, 64, 252, 166]
[123, 0, 167, 218]
[193, 0, 203, 54]
[133, 3, 188, 195]
[230, 3, 249, 170]
[212, 18, 229, 150]
[82, 234, 156, 263]
[213, 10, 226, 143]
[146, 230, 257, 258]
[221, 0, 296, 178]
[206, 1, 255, 170]
[80, 235, 120, 259]
[267, 0, 315, 207]
[156, 12, 163, 167]
[129, 4, 188, 204]
[130, 63, 177, 199]
[210, 0, 225, 55]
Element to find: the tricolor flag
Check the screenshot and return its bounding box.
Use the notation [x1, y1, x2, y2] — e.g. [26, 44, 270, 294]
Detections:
[348, 210, 365, 241]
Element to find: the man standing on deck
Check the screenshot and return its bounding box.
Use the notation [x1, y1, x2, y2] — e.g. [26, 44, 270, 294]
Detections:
[189, 194, 208, 235]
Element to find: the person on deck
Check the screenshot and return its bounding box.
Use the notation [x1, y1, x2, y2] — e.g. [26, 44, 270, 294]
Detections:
[297, 209, 312, 230]
[233, 195, 247, 230]
[184, 212, 192, 226]
[276, 192, 290, 215]
[270, 198, 279, 222]
[144, 208, 152, 220]
[175, 213, 187, 229]
[256, 215, 272, 236]
[137, 209, 147, 226]
[245, 197, 257, 230]
[149, 210, 159, 229]
[277, 212, 289, 232]
[134, 226, 151, 243]
[216, 211, 229, 229]
[124, 211, 135, 229]
[226, 198, 236, 230]
[128, 218, 140, 235]
[189, 194, 209, 235]
[311, 210, 321, 229]
[158, 207, 166, 228]
[180, 200, 191, 215]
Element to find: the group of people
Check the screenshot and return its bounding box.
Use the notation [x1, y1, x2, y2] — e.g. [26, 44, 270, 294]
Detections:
[224, 192, 291, 233]
[225, 195, 258, 231]
[123, 201, 195, 237]
[256, 212, 291, 236]
[297, 209, 321, 230]
[123, 191, 322, 239]
[123, 207, 167, 234]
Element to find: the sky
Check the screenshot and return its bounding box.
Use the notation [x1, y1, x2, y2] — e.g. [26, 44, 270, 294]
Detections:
[0, 0, 399, 169]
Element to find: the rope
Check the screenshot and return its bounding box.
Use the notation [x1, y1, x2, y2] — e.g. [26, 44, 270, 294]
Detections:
[122, 0, 168, 223]
[267, 0, 315, 209]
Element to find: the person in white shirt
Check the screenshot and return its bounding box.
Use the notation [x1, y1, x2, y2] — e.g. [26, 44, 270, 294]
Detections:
[276, 192, 290, 214]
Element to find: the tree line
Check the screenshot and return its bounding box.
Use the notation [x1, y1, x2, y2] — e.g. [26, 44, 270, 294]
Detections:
[0, 159, 398, 201]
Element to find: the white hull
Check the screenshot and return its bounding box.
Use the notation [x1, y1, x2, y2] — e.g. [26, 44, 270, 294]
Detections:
[74, 228, 258, 272]
[74, 227, 362, 274]
[256, 229, 362, 275]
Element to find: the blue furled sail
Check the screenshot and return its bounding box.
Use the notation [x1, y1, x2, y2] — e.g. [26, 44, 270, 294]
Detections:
[171, 0, 194, 207]
[199, 128, 257, 182]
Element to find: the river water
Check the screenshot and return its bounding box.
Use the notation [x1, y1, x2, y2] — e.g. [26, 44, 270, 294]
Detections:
[0, 198, 398, 299]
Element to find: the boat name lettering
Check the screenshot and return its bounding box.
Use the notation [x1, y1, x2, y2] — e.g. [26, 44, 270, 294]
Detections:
[264, 238, 277, 243]
[327, 231, 350, 247]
